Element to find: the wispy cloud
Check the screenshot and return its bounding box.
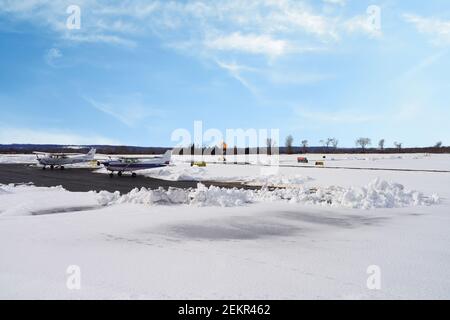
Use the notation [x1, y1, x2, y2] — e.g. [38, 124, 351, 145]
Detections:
[323, 0, 346, 6]
[63, 33, 136, 47]
[0, 0, 137, 47]
[215, 60, 259, 95]
[85, 96, 164, 127]
[0, 0, 380, 52]
[399, 50, 447, 80]
[403, 13, 450, 46]
[1, 1, 386, 105]
[344, 14, 382, 38]
[206, 33, 288, 58]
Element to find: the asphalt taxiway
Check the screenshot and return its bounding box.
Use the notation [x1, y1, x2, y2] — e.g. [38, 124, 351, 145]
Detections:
[0, 164, 250, 193]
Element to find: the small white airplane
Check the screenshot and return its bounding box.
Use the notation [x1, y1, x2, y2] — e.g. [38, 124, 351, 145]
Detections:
[34, 148, 96, 170]
[99, 150, 172, 177]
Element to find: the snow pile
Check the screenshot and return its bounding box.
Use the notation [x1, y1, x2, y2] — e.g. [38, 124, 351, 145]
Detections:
[142, 166, 214, 181]
[338, 179, 439, 209]
[0, 184, 98, 216]
[189, 184, 253, 207]
[1, 183, 20, 194]
[257, 178, 440, 209]
[96, 184, 253, 207]
[95, 179, 440, 209]
[0, 183, 64, 193]
[0, 183, 20, 194]
[0, 187, 10, 194]
[96, 187, 189, 206]
[1, 180, 439, 212]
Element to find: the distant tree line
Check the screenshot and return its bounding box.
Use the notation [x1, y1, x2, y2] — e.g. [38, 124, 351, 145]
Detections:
[1, 140, 449, 155]
[0, 144, 170, 155]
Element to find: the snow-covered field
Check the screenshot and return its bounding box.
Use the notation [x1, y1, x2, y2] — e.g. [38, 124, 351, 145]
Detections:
[1, 153, 450, 299]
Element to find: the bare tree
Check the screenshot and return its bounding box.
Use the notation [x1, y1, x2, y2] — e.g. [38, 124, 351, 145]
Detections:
[394, 141, 403, 151]
[301, 140, 308, 153]
[330, 138, 339, 149]
[356, 137, 371, 151]
[435, 141, 443, 148]
[378, 139, 385, 150]
[320, 138, 335, 149]
[285, 135, 294, 154]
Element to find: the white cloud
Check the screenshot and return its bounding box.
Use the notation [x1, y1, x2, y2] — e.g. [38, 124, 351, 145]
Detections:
[344, 14, 382, 38]
[215, 59, 334, 97]
[1, 0, 385, 98]
[215, 60, 259, 95]
[0, 127, 121, 145]
[263, 0, 339, 39]
[206, 33, 288, 57]
[0, 0, 378, 52]
[323, 0, 346, 6]
[63, 33, 136, 47]
[403, 14, 450, 45]
[0, 0, 136, 47]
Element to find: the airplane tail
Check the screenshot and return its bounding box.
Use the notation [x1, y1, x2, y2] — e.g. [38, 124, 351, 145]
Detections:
[162, 150, 172, 164]
[87, 148, 96, 159]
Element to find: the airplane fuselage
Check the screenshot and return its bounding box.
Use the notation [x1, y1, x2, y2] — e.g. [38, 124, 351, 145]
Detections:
[36, 148, 96, 169]
[103, 161, 167, 172]
[100, 152, 171, 177]
[38, 156, 92, 166]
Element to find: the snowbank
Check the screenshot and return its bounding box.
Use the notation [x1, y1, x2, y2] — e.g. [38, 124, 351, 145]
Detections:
[258, 178, 440, 209]
[96, 187, 189, 206]
[0, 184, 99, 216]
[0, 183, 64, 193]
[96, 184, 253, 207]
[1, 179, 440, 212]
[190, 184, 253, 206]
[94, 179, 440, 209]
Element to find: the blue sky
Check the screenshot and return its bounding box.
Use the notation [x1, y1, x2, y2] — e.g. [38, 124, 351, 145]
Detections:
[0, 0, 449, 147]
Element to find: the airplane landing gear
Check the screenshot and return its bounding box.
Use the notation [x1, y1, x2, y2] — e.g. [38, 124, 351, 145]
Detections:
[60, 166, 65, 170]
[50, 165, 54, 170]
[118, 171, 123, 177]
[132, 172, 137, 178]
[109, 172, 114, 178]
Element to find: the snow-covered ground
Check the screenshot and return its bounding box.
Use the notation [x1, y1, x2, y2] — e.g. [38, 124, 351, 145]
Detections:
[0, 154, 37, 164]
[92, 153, 450, 188]
[3, 152, 450, 171]
[0, 153, 450, 299]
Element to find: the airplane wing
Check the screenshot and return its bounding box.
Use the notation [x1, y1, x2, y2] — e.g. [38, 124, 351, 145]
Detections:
[32, 151, 81, 156]
[115, 156, 161, 161]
